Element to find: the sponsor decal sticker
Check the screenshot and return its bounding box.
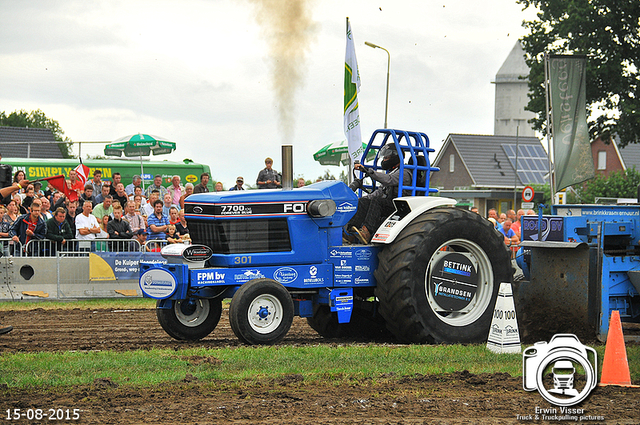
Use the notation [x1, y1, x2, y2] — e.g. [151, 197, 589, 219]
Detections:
[335, 259, 352, 272]
[337, 202, 357, 213]
[304, 265, 324, 284]
[195, 270, 226, 284]
[183, 245, 213, 262]
[234, 269, 266, 283]
[273, 267, 298, 284]
[139, 269, 177, 299]
[330, 249, 353, 258]
[430, 252, 477, 311]
[355, 249, 372, 260]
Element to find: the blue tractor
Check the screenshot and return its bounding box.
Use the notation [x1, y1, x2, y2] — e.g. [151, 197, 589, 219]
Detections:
[140, 129, 512, 345]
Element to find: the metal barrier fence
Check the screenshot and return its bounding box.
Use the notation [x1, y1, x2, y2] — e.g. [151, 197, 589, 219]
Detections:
[0, 238, 176, 301]
[0, 238, 172, 257]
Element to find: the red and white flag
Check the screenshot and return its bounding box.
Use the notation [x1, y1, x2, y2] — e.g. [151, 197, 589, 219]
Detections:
[43, 175, 78, 202]
[74, 163, 91, 185]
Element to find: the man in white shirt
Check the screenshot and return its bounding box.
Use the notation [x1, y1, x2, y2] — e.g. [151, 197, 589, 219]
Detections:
[76, 199, 101, 240]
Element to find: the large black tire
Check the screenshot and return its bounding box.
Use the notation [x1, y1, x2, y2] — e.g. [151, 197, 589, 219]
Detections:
[229, 278, 294, 345]
[306, 301, 391, 340]
[374, 208, 512, 344]
[156, 298, 222, 341]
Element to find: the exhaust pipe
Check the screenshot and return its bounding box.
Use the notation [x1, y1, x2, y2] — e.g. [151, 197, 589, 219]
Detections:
[281, 145, 293, 191]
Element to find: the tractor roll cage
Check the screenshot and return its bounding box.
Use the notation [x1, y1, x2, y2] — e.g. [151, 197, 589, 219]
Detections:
[358, 129, 440, 198]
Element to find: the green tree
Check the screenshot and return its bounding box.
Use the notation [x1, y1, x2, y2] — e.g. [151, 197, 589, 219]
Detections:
[318, 169, 336, 181]
[86, 154, 107, 160]
[339, 169, 348, 184]
[571, 167, 640, 203]
[0, 109, 74, 158]
[518, 0, 640, 146]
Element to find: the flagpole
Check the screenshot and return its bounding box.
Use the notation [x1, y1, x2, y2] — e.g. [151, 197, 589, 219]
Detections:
[140, 155, 146, 191]
[513, 125, 519, 209]
[544, 52, 555, 203]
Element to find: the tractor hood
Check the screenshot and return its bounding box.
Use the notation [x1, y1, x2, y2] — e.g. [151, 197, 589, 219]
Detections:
[184, 180, 358, 225]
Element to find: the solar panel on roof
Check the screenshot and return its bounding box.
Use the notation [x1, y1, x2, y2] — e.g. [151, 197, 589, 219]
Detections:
[501, 143, 549, 185]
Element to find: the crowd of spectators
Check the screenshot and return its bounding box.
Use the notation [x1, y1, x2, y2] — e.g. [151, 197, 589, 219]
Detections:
[472, 207, 538, 255]
[0, 169, 209, 256]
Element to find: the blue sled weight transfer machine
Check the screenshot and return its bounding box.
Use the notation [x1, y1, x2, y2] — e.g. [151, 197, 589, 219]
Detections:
[516, 203, 640, 342]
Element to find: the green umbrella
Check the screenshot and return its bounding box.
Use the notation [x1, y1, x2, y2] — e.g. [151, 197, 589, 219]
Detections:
[313, 140, 373, 166]
[105, 134, 177, 190]
[104, 133, 176, 157]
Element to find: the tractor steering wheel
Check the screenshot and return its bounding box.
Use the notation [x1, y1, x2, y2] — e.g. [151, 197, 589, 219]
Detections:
[350, 166, 372, 194]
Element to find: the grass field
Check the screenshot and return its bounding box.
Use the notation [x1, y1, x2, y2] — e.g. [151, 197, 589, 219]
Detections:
[0, 298, 157, 311]
[1, 299, 638, 389]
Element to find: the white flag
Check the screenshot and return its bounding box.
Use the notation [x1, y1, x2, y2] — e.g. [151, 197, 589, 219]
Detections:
[344, 18, 363, 164]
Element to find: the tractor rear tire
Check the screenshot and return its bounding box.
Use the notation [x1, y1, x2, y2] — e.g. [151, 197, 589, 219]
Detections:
[374, 208, 512, 344]
[229, 278, 294, 345]
[156, 298, 222, 341]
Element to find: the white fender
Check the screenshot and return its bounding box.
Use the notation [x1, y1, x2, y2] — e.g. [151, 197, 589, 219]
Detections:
[371, 196, 457, 244]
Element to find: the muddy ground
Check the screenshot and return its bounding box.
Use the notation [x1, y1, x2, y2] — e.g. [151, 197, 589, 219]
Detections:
[1, 308, 638, 424]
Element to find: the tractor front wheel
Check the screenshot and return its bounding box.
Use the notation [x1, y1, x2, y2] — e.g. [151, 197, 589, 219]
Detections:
[156, 298, 222, 341]
[229, 279, 294, 345]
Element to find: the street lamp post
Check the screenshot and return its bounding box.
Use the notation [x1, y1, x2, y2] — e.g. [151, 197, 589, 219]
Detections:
[365, 41, 390, 129]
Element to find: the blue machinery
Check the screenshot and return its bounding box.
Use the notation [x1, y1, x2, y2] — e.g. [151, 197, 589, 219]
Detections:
[138, 129, 477, 345]
[517, 204, 640, 341]
[139, 127, 639, 344]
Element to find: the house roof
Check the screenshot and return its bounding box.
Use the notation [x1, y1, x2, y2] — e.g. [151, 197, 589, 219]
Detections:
[433, 133, 549, 188]
[617, 140, 640, 170]
[0, 126, 64, 158]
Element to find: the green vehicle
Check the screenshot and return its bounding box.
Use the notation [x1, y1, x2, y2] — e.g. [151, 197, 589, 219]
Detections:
[2, 157, 212, 190]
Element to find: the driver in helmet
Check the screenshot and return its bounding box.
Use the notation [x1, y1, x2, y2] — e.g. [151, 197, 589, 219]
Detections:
[345, 144, 412, 244]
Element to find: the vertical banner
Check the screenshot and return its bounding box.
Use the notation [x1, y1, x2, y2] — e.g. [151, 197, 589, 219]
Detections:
[548, 55, 594, 191]
[344, 17, 363, 164]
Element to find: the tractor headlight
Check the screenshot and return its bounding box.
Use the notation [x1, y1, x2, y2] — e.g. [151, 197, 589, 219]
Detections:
[307, 200, 336, 218]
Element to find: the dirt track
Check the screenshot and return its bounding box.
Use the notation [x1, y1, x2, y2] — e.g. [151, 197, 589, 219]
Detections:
[1, 308, 638, 424]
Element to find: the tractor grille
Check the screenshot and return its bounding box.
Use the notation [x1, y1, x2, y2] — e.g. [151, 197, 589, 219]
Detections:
[188, 218, 291, 254]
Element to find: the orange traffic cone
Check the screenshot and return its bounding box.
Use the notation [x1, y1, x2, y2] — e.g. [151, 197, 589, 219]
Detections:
[599, 310, 634, 387]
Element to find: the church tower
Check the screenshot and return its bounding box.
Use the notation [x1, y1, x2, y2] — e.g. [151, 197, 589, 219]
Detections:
[493, 42, 536, 137]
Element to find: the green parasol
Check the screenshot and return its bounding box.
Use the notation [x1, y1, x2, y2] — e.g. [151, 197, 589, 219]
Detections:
[104, 133, 177, 189]
[313, 140, 373, 166]
[104, 133, 176, 157]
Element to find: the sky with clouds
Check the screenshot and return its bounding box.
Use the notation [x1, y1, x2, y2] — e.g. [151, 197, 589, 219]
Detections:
[0, 0, 538, 188]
